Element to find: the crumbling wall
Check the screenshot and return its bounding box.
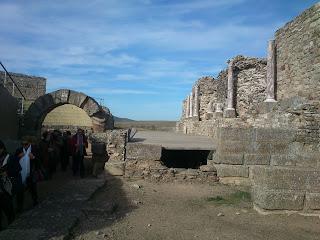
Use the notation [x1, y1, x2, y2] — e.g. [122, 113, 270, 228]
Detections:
[91, 130, 127, 176]
[0, 71, 46, 101]
[275, 3, 320, 101]
[233, 56, 267, 119]
[197, 76, 216, 120]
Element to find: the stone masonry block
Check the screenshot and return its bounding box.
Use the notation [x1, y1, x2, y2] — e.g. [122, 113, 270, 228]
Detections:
[253, 187, 305, 210]
[255, 128, 296, 142]
[305, 193, 320, 210]
[244, 154, 270, 165]
[82, 98, 100, 116]
[218, 140, 250, 154]
[126, 143, 162, 161]
[68, 90, 87, 107]
[218, 127, 254, 141]
[271, 155, 297, 166]
[215, 164, 249, 177]
[250, 166, 320, 192]
[214, 153, 244, 165]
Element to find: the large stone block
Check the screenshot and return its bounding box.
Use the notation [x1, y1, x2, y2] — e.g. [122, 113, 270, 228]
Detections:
[217, 140, 249, 154]
[126, 143, 162, 161]
[90, 133, 108, 143]
[250, 166, 320, 191]
[255, 128, 296, 142]
[82, 98, 100, 116]
[217, 127, 254, 141]
[244, 154, 270, 165]
[215, 164, 249, 177]
[214, 153, 244, 164]
[271, 154, 297, 166]
[305, 193, 320, 210]
[253, 187, 305, 210]
[51, 89, 70, 105]
[68, 90, 87, 107]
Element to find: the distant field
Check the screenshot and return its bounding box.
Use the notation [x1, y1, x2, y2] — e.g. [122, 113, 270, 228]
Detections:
[115, 121, 176, 132]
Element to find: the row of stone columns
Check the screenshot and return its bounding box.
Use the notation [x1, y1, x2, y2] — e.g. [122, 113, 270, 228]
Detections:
[185, 85, 199, 119]
[224, 39, 277, 118]
[185, 39, 277, 120]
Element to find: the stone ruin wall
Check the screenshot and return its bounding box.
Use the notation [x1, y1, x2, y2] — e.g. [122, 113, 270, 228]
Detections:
[0, 71, 46, 102]
[275, 3, 320, 102]
[177, 56, 267, 135]
[233, 56, 267, 119]
[197, 76, 217, 120]
[176, 3, 320, 214]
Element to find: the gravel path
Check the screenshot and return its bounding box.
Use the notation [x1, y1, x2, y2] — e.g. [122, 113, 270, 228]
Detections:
[71, 177, 320, 240]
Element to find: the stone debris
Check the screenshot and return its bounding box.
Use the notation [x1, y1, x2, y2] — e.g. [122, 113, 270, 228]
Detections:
[132, 183, 141, 189]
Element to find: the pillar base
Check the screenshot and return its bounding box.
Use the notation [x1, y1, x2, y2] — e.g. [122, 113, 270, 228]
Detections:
[213, 112, 223, 118]
[224, 108, 236, 118]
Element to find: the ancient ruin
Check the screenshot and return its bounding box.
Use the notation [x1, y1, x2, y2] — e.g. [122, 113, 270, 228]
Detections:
[176, 3, 320, 214]
[0, 3, 319, 238]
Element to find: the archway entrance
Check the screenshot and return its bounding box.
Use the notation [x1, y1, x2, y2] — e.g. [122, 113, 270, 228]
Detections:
[42, 104, 93, 133]
[22, 89, 114, 136]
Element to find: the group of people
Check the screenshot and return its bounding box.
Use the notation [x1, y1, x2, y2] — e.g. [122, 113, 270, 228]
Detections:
[0, 128, 88, 230]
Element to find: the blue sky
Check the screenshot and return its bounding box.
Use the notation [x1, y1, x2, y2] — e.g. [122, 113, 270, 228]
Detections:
[0, 0, 318, 120]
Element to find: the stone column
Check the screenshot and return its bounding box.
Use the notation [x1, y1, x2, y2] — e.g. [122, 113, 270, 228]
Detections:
[193, 85, 199, 118]
[185, 96, 190, 118]
[189, 92, 193, 118]
[265, 40, 277, 102]
[224, 60, 236, 118]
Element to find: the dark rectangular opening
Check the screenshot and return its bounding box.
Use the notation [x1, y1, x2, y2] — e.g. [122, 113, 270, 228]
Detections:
[161, 149, 210, 169]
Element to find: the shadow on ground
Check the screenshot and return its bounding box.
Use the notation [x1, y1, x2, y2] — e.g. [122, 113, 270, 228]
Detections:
[68, 172, 135, 239]
[0, 171, 134, 240]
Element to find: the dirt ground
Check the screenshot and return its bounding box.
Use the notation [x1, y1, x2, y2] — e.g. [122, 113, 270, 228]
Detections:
[70, 177, 320, 240]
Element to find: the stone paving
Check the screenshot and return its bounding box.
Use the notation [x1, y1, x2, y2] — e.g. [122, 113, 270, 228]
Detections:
[131, 130, 215, 150]
[0, 176, 106, 240]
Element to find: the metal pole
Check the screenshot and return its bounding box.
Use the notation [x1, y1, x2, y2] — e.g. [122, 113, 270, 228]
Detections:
[0, 61, 26, 100]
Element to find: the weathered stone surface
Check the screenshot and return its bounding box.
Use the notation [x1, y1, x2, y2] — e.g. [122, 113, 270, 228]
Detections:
[244, 154, 270, 165]
[250, 166, 320, 191]
[253, 187, 305, 210]
[215, 164, 248, 177]
[270, 154, 297, 166]
[199, 165, 216, 172]
[126, 143, 162, 161]
[68, 90, 87, 107]
[214, 153, 244, 165]
[0, 71, 46, 101]
[305, 193, 320, 210]
[51, 89, 70, 105]
[81, 97, 100, 116]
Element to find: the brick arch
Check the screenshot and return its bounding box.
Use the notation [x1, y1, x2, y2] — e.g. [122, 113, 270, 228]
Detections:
[23, 89, 114, 136]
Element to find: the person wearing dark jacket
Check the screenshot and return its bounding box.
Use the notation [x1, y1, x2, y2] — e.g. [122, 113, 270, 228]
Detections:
[0, 140, 19, 230]
[71, 129, 88, 178]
